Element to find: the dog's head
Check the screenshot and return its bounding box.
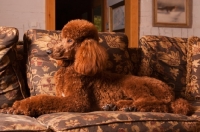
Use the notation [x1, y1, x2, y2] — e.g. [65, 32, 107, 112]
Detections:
[47, 19, 108, 76]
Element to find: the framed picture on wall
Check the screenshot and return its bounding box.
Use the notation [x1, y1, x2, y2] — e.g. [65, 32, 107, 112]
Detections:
[109, 1, 125, 31]
[153, 0, 192, 28]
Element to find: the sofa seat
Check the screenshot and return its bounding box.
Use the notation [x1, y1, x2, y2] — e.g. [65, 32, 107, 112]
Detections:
[37, 111, 200, 132]
[0, 113, 47, 131]
[0, 111, 199, 131]
[0, 27, 200, 131]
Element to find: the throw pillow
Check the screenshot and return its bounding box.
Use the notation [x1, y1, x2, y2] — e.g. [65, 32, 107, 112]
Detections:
[0, 27, 27, 108]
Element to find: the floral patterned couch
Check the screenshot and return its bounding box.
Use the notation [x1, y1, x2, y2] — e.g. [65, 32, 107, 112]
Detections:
[0, 26, 200, 132]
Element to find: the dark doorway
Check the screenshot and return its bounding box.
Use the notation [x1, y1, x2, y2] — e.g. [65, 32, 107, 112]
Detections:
[56, 0, 92, 30]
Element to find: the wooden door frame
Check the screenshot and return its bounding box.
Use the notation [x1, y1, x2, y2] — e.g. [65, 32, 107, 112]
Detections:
[45, 0, 139, 47]
[92, 0, 105, 31]
[45, 0, 55, 30]
[125, 0, 139, 47]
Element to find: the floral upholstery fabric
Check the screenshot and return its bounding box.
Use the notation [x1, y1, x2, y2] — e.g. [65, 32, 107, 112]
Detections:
[16, 41, 29, 94]
[186, 36, 200, 116]
[138, 35, 188, 97]
[37, 111, 199, 132]
[23, 30, 133, 96]
[0, 111, 199, 132]
[98, 32, 133, 74]
[0, 27, 27, 108]
[0, 113, 48, 131]
[23, 29, 61, 96]
[128, 48, 142, 75]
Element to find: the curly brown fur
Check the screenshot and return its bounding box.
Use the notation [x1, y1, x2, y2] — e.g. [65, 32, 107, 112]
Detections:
[0, 19, 194, 117]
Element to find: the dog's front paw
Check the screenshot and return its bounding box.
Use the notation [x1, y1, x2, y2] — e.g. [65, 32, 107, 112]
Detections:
[136, 104, 168, 113]
[12, 101, 25, 115]
[0, 101, 25, 115]
[0, 107, 11, 114]
[102, 104, 117, 111]
[121, 106, 137, 112]
[0, 106, 24, 115]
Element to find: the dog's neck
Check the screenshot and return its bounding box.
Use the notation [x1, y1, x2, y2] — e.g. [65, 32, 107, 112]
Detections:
[59, 60, 74, 67]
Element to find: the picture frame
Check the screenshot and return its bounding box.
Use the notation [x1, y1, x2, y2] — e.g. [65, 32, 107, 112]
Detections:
[109, 1, 125, 31]
[153, 0, 192, 28]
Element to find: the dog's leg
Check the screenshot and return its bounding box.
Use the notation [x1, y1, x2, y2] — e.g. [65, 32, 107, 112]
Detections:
[171, 98, 194, 115]
[0, 94, 91, 117]
[146, 82, 174, 103]
[116, 100, 138, 112]
[102, 103, 117, 111]
[123, 76, 176, 113]
[115, 97, 169, 113]
[133, 97, 169, 113]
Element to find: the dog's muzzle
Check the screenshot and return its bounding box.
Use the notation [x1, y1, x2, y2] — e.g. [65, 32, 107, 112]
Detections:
[46, 49, 71, 61]
[46, 49, 52, 55]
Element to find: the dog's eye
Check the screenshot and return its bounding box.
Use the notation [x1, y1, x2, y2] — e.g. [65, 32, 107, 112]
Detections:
[67, 39, 73, 43]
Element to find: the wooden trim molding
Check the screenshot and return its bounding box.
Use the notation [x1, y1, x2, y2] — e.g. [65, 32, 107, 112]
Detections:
[45, 0, 55, 30]
[125, 0, 139, 48]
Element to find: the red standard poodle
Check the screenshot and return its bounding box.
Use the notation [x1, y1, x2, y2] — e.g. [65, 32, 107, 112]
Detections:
[0, 19, 194, 117]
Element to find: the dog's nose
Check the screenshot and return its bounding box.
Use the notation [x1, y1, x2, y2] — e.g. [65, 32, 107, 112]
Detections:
[46, 49, 52, 55]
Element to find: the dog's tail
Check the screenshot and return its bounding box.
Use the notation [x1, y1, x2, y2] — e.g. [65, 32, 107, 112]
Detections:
[170, 98, 195, 116]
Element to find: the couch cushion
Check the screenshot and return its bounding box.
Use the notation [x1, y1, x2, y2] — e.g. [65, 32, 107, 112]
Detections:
[98, 32, 133, 74]
[128, 48, 142, 75]
[37, 111, 199, 132]
[0, 27, 28, 108]
[186, 36, 200, 115]
[0, 113, 48, 131]
[15, 41, 29, 93]
[23, 29, 61, 96]
[138, 35, 188, 97]
[23, 30, 133, 96]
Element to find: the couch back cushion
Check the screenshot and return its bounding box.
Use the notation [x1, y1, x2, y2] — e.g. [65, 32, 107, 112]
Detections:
[24, 29, 61, 96]
[98, 32, 133, 74]
[138, 35, 188, 97]
[128, 48, 142, 75]
[186, 36, 200, 107]
[0, 27, 27, 108]
[24, 30, 133, 96]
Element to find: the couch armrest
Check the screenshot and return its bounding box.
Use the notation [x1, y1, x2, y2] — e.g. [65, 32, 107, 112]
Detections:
[186, 36, 200, 101]
[0, 27, 28, 108]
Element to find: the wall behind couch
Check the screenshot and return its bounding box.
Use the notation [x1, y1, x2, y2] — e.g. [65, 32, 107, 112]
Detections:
[1, 0, 199, 40]
[140, 0, 200, 38]
[0, 0, 45, 40]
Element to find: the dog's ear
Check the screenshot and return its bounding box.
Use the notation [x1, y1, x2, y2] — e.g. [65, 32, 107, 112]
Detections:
[56, 60, 72, 67]
[56, 60, 63, 66]
[74, 39, 108, 76]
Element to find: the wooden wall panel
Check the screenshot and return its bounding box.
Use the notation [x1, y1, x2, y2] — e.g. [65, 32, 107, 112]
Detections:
[45, 0, 55, 30]
[125, 0, 139, 48]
